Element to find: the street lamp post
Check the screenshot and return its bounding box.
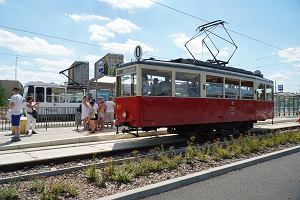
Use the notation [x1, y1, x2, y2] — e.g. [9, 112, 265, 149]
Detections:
[15, 57, 18, 80]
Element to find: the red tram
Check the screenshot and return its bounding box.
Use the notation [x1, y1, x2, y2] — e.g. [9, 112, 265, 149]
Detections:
[114, 58, 274, 134]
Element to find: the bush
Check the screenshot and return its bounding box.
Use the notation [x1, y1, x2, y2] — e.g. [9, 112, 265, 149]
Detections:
[112, 166, 133, 183]
[33, 181, 78, 200]
[0, 187, 19, 200]
[40, 182, 78, 200]
[185, 145, 196, 164]
[196, 148, 208, 162]
[31, 179, 45, 193]
[103, 161, 115, 179]
[85, 165, 105, 187]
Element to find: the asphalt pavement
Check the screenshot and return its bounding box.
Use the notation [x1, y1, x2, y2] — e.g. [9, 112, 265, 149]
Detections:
[144, 151, 300, 200]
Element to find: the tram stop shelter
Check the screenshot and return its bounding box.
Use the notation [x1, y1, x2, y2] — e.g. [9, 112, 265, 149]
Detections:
[87, 75, 116, 101]
[274, 92, 300, 117]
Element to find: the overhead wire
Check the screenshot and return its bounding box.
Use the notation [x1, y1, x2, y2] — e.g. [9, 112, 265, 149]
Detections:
[0, 25, 169, 60]
[148, 0, 299, 58]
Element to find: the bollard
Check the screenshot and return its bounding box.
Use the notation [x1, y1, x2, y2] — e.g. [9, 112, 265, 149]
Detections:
[20, 117, 27, 134]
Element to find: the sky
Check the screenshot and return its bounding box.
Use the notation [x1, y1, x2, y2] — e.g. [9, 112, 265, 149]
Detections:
[0, 0, 299, 92]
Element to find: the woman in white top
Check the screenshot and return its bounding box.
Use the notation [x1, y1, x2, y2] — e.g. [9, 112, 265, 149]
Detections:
[25, 96, 38, 135]
[89, 101, 97, 133]
[105, 96, 115, 128]
[81, 96, 90, 130]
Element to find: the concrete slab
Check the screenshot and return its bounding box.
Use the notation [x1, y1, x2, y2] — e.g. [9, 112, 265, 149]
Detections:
[0, 152, 35, 166]
[27, 145, 99, 161]
[0, 134, 183, 167]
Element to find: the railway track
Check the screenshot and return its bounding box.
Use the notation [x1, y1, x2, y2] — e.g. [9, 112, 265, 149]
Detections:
[0, 123, 299, 185]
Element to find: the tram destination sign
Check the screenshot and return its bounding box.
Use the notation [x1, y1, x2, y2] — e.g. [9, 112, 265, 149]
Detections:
[134, 45, 143, 60]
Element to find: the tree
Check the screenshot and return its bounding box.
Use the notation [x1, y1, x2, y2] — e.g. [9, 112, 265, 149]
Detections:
[0, 85, 7, 106]
[104, 61, 109, 75]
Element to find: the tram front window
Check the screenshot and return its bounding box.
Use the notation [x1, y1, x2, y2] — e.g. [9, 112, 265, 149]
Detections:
[36, 87, 45, 102]
[256, 83, 265, 100]
[266, 85, 273, 101]
[120, 74, 136, 96]
[142, 69, 172, 96]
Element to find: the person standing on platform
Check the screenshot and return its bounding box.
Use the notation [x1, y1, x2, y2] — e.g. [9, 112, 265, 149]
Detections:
[105, 96, 115, 128]
[9, 87, 23, 142]
[81, 96, 90, 131]
[89, 101, 97, 133]
[97, 97, 106, 130]
[25, 96, 38, 135]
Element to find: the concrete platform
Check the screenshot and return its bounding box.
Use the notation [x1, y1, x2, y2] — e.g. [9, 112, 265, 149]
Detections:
[0, 127, 168, 151]
[0, 134, 183, 167]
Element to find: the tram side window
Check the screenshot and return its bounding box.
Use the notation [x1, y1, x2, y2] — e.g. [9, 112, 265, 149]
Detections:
[225, 78, 240, 99]
[266, 84, 273, 101]
[120, 73, 136, 96]
[35, 87, 44, 102]
[175, 72, 200, 97]
[241, 81, 254, 100]
[46, 88, 65, 103]
[256, 83, 265, 100]
[67, 90, 84, 103]
[142, 69, 172, 96]
[206, 75, 223, 98]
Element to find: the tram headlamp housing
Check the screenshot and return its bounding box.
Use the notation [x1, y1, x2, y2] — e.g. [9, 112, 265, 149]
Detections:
[122, 111, 127, 119]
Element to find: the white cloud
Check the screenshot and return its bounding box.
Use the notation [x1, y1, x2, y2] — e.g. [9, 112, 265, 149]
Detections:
[89, 24, 115, 41]
[0, 65, 65, 85]
[106, 17, 140, 33]
[266, 70, 300, 92]
[170, 33, 230, 61]
[277, 47, 300, 62]
[67, 13, 110, 22]
[35, 58, 73, 72]
[18, 60, 32, 66]
[101, 39, 155, 54]
[0, 29, 74, 56]
[99, 0, 153, 10]
[83, 54, 102, 78]
[88, 18, 140, 41]
[0, 0, 6, 4]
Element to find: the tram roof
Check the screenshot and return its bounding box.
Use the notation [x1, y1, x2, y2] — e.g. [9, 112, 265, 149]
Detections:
[118, 58, 273, 84]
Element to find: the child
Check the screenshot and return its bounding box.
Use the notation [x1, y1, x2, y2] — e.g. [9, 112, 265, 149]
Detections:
[97, 97, 106, 130]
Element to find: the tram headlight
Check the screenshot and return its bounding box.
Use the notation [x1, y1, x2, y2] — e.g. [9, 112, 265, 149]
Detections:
[122, 111, 127, 119]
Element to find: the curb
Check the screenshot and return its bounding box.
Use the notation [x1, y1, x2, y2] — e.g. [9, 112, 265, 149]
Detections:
[99, 145, 300, 200]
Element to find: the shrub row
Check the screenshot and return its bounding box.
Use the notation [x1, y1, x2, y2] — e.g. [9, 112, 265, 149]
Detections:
[85, 131, 300, 185]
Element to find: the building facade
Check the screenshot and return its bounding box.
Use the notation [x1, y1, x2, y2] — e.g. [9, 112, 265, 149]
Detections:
[94, 53, 124, 77]
[68, 61, 89, 87]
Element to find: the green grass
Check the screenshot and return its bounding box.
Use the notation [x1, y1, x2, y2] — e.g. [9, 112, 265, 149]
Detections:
[0, 187, 19, 200]
[30, 179, 45, 193]
[85, 165, 105, 187]
[30, 180, 78, 200]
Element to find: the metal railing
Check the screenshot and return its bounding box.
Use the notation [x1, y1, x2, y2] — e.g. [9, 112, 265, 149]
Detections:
[274, 95, 300, 117]
[0, 106, 81, 132]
